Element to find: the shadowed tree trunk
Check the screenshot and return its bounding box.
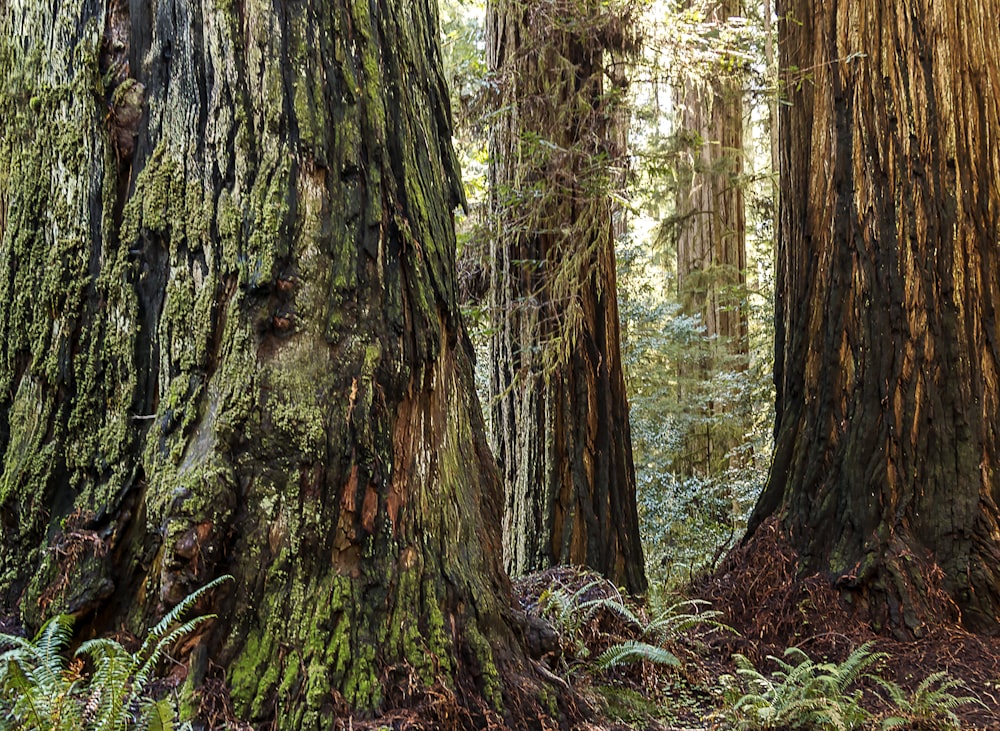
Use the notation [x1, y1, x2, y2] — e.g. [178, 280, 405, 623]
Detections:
[0, 0, 565, 727]
[748, 0, 1000, 634]
[486, 0, 646, 595]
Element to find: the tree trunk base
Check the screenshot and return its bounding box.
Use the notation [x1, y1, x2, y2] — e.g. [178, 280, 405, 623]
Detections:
[698, 519, 967, 656]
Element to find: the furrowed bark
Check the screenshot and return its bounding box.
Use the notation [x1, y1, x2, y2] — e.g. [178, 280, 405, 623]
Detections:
[749, 0, 1000, 635]
[486, 0, 646, 595]
[0, 0, 563, 726]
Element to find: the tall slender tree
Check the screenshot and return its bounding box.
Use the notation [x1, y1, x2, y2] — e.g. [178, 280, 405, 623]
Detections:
[486, 0, 647, 594]
[0, 0, 563, 727]
[675, 0, 747, 357]
[749, 0, 1000, 633]
[672, 0, 749, 476]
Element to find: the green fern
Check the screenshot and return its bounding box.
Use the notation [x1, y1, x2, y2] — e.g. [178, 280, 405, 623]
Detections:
[0, 613, 84, 730]
[875, 670, 984, 730]
[538, 579, 618, 659]
[714, 642, 885, 730]
[576, 595, 644, 630]
[0, 574, 231, 731]
[76, 573, 231, 731]
[643, 599, 733, 644]
[594, 640, 680, 670]
[593, 597, 732, 674]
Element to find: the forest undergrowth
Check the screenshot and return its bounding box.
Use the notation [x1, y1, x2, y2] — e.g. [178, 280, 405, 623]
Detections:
[3, 557, 997, 730]
[515, 546, 1000, 731]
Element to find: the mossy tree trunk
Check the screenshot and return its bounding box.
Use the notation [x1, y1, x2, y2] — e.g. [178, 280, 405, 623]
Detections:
[0, 0, 562, 727]
[748, 0, 1000, 634]
[485, 0, 646, 596]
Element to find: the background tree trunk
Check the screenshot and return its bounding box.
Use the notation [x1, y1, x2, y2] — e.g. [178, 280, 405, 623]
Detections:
[749, 0, 1000, 634]
[486, 0, 646, 595]
[675, 0, 748, 356]
[672, 0, 748, 476]
[0, 0, 560, 726]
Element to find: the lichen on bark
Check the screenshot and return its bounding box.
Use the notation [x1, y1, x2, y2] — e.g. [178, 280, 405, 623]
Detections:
[0, 0, 564, 727]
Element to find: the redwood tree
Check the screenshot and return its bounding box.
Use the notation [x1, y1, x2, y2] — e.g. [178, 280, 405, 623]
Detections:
[486, 0, 646, 595]
[672, 0, 748, 476]
[674, 0, 747, 357]
[0, 0, 559, 727]
[748, 0, 1000, 633]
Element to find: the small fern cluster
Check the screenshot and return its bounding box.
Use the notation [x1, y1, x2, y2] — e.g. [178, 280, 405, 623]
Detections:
[539, 579, 728, 673]
[875, 671, 984, 730]
[0, 575, 230, 731]
[714, 642, 984, 731]
[590, 598, 731, 672]
[715, 642, 883, 730]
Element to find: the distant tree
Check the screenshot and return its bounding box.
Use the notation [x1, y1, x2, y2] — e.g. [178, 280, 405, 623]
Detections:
[675, 0, 748, 356]
[486, 0, 647, 594]
[672, 0, 749, 476]
[749, 0, 1000, 633]
[0, 1, 564, 728]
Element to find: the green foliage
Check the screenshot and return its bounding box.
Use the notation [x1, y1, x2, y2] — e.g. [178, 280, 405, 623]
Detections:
[539, 580, 727, 676]
[874, 671, 984, 730]
[594, 639, 680, 671]
[0, 615, 83, 730]
[714, 642, 885, 730]
[537, 580, 610, 659]
[591, 597, 735, 671]
[620, 241, 772, 593]
[0, 575, 231, 731]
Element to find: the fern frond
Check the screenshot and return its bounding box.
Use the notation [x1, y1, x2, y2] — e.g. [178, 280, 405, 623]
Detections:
[35, 615, 75, 671]
[1, 615, 74, 696]
[577, 596, 643, 629]
[138, 575, 231, 661]
[135, 614, 215, 689]
[872, 675, 907, 707]
[77, 638, 135, 731]
[828, 641, 885, 694]
[594, 640, 680, 670]
[875, 669, 984, 730]
[645, 599, 733, 641]
[2, 657, 48, 728]
[878, 716, 910, 729]
[143, 696, 179, 731]
[0, 615, 83, 730]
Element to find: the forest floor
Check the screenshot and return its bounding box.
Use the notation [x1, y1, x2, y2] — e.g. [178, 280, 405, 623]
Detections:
[515, 525, 1000, 731]
[6, 529, 999, 730]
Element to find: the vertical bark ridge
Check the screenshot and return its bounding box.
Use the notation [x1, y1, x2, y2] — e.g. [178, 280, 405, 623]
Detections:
[486, 0, 646, 595]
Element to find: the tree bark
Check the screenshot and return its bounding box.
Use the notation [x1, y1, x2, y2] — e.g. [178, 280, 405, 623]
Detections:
[675, 0, 748, 356]
[0, 0, 561, 727]
[672, 0, 748, 477]
[486, 0, 646, 595]
[749, 0, 1000, 634]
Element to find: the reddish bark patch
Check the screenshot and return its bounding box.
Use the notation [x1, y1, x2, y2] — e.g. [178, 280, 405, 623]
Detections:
[361, 485, 378, 533]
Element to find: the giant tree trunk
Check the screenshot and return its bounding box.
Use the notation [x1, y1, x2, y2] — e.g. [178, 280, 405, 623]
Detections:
[748, 0, 1000, 634]
[486, 0, 646, 595]
[0, 0, 561, 727]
